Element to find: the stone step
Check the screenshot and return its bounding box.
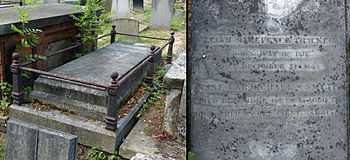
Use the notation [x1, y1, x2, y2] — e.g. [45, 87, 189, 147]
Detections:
[10, 92, 149, 153]
[31, 42, 157, 120]
[30, 90, 106, 121]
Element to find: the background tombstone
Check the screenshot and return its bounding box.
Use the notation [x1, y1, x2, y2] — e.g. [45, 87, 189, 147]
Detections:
[37, 128, 77, 160]
[43, 0, 60, 4]
[132, 0, 143, 12]
[190, 0, 348, 160]
[151, 0, 174, 29]
[113, 18, 140, 35]
[112, 0, 131, 18]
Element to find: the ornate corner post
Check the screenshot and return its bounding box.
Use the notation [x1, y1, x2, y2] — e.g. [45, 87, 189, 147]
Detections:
[11, 52, 23, 105]
[105, 72, 119, 131]
[111, 25, 117, 44]
[145, 46, 157, 85]
[167, 32, 175, 64]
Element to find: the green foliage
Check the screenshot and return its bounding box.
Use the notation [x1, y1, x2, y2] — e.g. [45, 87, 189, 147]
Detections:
[0, 83, 12, 110]
[144, 66, 167, 108]
[11, 2, 45, 62]
[87, 147, 119, 160]
[188, 151, 196, 160]
[72, 0, 109, 49]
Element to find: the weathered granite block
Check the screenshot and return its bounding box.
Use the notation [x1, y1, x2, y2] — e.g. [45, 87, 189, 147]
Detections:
[164, 89, 181, 136]
[177, 81, 186, 142]
[9, 104, 117, 153]
[37, 128, 77, 160]
[31, 42, 153, 120]
[164, 53, 186, 89]
[6, 119, 38, 160]
[191, 0, 349, 159]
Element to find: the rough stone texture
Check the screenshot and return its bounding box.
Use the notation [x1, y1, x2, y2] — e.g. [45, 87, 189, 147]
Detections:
[164, 53, 186, 89]
[37, 128, 77, 160]
[130, 153, 175, 160]
[6, 119, 38, 160]
[164, 89, 181, 136]
[112, 0, 131, 18]
[119, 120, 160, 159]
[31, 42, 152, 121]
[164, 52, 186, 141]
[177, 81, 186, 142]
[113, 18, 139, 36]
[151, 0, 174, 29]
[191, 0, 348, 160]
[45, 40, 77, 70]
[9, 104, 117, 153]
[0, 4, 82, 36]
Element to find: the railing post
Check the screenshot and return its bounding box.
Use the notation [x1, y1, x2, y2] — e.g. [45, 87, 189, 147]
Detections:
[105, 72, 119, 131]
[145, 46, 157, 85]
[167, 32, 175, 64]
[11, 52, 23, 105]
[111, 25, 117, 44]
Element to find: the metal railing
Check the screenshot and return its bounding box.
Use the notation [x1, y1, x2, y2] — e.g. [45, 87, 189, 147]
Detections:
[11, 25, 175, 131]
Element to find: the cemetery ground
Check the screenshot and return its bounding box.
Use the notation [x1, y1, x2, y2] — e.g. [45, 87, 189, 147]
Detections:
[0, 0, 186, 159]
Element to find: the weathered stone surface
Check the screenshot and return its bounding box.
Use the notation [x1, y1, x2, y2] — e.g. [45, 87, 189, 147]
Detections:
[177, 81, 186, 142]
[130, 153, 175, 160]
[37, 128, 77, 160]
[119, 120, 159, 159]
[164, 53, 186, 89]
[9, 104, 117, 153]
[31, 42, 152, 120]
[151, 0, 174, 29]
[112, 0, 131, 18]
[113, 18, 139, 35]
[132, 0, 143, 12]
[0, 4, 82, 36]
[6, 119, 38, 160]
[191, 0, 348, 160]
[164, 89, 181, 136]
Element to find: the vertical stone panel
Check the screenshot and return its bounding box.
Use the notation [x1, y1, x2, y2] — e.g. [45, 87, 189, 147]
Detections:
[190, 0, 348, 159]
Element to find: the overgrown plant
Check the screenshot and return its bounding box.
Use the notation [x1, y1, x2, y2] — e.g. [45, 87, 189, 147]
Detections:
[0, 83, 12, 110]
[87, 147, 119, 160]
[144, 66, 167, 109]
[72, 0, 109, 52]
[11, 0, 45, 61]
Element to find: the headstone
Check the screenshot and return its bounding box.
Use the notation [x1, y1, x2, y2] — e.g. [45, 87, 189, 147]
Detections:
[6, 119, 38, 160]
[112, 0, 131, 18]
[191, 0, 348, 160]
[132, 0, 143, 12]
[151, 0, 174, 29]
[43, 0, 60, 4]
[37, 128, 77, 160]
[113, 18, 140, 35]
[6, 119, 78, 160]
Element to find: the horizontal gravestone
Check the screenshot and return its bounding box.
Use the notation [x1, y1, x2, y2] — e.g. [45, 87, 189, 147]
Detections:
[191, 0, 348, 160]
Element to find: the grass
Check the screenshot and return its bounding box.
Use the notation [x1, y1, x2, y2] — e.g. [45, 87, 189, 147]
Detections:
[97, 1, 186, 57]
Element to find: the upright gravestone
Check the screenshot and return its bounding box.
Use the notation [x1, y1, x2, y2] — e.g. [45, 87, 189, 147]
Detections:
[151, 0, 174, 29]
[112, 0, 130, 18]
[43, 0, 60, 4]
[132, 0, 143, 12]
[191, 0, 348, 160]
